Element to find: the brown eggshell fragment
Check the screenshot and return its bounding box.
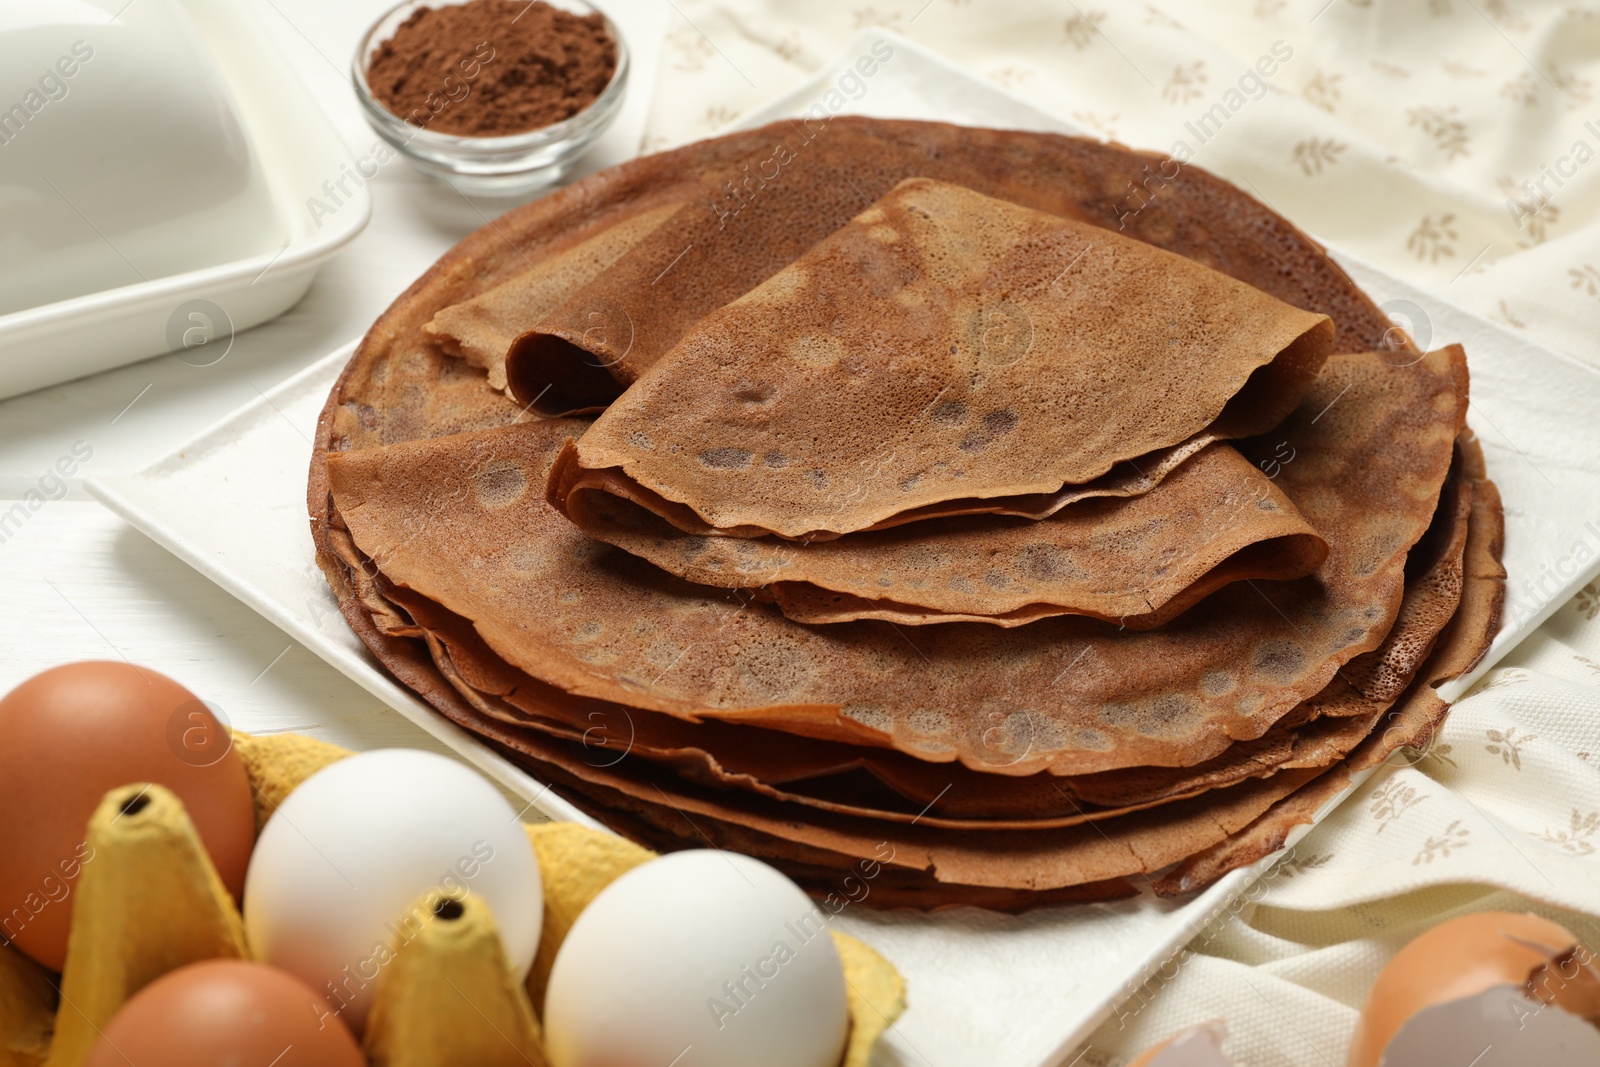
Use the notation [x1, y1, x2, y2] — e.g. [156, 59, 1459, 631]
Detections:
[1375, 983, 1600, 1065]
[1128, 1021, 1232, 1066]
[1349, 911, 1600, 1067]
[0, 661, 257, 971]
[81, 959, 365, 1067]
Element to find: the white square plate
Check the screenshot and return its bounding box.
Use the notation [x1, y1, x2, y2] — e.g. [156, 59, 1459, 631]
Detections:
[88, 30, 1600, 1067]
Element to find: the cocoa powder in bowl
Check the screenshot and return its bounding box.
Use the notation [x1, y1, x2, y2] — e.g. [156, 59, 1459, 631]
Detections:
[366, 0, 618, 137]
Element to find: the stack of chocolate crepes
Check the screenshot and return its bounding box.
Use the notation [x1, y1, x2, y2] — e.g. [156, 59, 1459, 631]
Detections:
[311, 118, 1506, 909]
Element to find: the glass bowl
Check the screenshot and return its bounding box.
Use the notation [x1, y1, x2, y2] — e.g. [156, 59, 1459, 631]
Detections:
[352, 0, 629, 198]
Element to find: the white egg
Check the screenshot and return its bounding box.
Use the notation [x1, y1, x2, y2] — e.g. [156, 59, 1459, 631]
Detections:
[242, 749, 542, 1033]
[544, 850, 849, 1067]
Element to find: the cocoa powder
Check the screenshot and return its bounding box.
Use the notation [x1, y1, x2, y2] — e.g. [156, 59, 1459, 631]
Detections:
[366, 0, 617, 137]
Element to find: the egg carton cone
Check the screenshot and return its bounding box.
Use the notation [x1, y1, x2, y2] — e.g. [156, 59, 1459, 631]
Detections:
[0, 733, 905, 1067]
[365, 890, 548, 1067]
[43, 783, 251, 1067]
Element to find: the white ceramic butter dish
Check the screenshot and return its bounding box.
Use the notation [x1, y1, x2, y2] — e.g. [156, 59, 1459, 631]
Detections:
[0, 0, 368, 400]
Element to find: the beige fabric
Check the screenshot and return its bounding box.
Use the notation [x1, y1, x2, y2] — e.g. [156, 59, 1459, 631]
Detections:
[641, 2, 1600, 1063]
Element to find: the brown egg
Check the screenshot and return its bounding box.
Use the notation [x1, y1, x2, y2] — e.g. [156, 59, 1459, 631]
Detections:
[1349, 911, 1600, 1067]
[0, 661, 256, 971]
[83, 959, 366, 1067]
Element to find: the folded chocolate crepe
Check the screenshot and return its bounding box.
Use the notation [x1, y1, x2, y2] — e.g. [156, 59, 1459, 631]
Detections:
[460, 455, 1496, 898]
[326, 346, 1468, 779]
[547, 179, 1333, 541]
[337, 118, 1395, 478]
[450, 123, 1387, 416]
[553, 441, 1329, 629]
[425, 202, 685, 394]
[1155, 443, 1504, 894]
[335, 452, 1469, 832]
[315, 463, 1498, 899]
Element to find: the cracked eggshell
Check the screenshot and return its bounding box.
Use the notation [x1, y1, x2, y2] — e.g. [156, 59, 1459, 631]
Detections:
[1349, 911, 1600, 1067]
[1128, 1021, 1232, 1066]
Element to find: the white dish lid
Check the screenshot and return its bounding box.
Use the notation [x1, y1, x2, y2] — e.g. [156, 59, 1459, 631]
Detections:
[0, 0, 287, 317]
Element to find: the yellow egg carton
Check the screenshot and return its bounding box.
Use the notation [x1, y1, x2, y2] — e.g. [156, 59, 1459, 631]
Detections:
[0, 733, 906, 1067]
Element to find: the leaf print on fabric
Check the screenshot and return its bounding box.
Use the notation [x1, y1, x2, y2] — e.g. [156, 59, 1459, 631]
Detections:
[1063, 10, 1106, 48]
[983, 65, 1031, 89]
[1483, 0, 1531, 31]
[1498, 175, 1561, 245]
[1370, 777, 1427, 834]
[1303, 71, 1343, 112]
[1144, 5, 1184, 28]
[1574, 580, 1600, 620]
[1254, 0, 1287, 16]
[1501, 72, 1539, 106]
[1409, 106, 1471, 160]
[1292, 138, 1346, 175]
[1480, 666, 1532, 691]
[1407, 214, 1459, 262]
[1070, 109, 1119, 137]
[1416, 734, 1458, 768]
[1372, 59, 1412, 78]
[1492, 299, 1527, 328]
[1570, 264, 1600, 297]
[1276, 852, 1334, 877]
[1541, 810, 1599, 855]
[1414, 820, 1471, 864]
[703, 105, 738, 131]
[1162, 61, 1206, 105]
[667, 25, 715, 73]
[852, 6, 906, 30]
[771, 32, 803, 64]
[1552, 65, 1596, 110]
[1443, 60, 1488, 78]
[1485, 725, 1535, 770]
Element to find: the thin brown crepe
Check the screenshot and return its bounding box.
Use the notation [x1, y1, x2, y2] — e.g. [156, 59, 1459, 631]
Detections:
[554, 441, 1329, 629]
[1153, 434, 1505, 894]
[386, 504, 1497, 900]
[321, 434, 1469, 831]
[424, 203, 684, 394]
[474, 124, 1389, 417]
[390, 456, 1471, 832]
[473, 464, 1497, 898]
[316, 118, 1400, 511]
[326, 347, 1466, 778]
[547, 179, 1333, 540]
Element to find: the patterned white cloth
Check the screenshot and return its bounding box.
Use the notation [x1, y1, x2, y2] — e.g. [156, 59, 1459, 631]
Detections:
[641, 2, 1600, 1063]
